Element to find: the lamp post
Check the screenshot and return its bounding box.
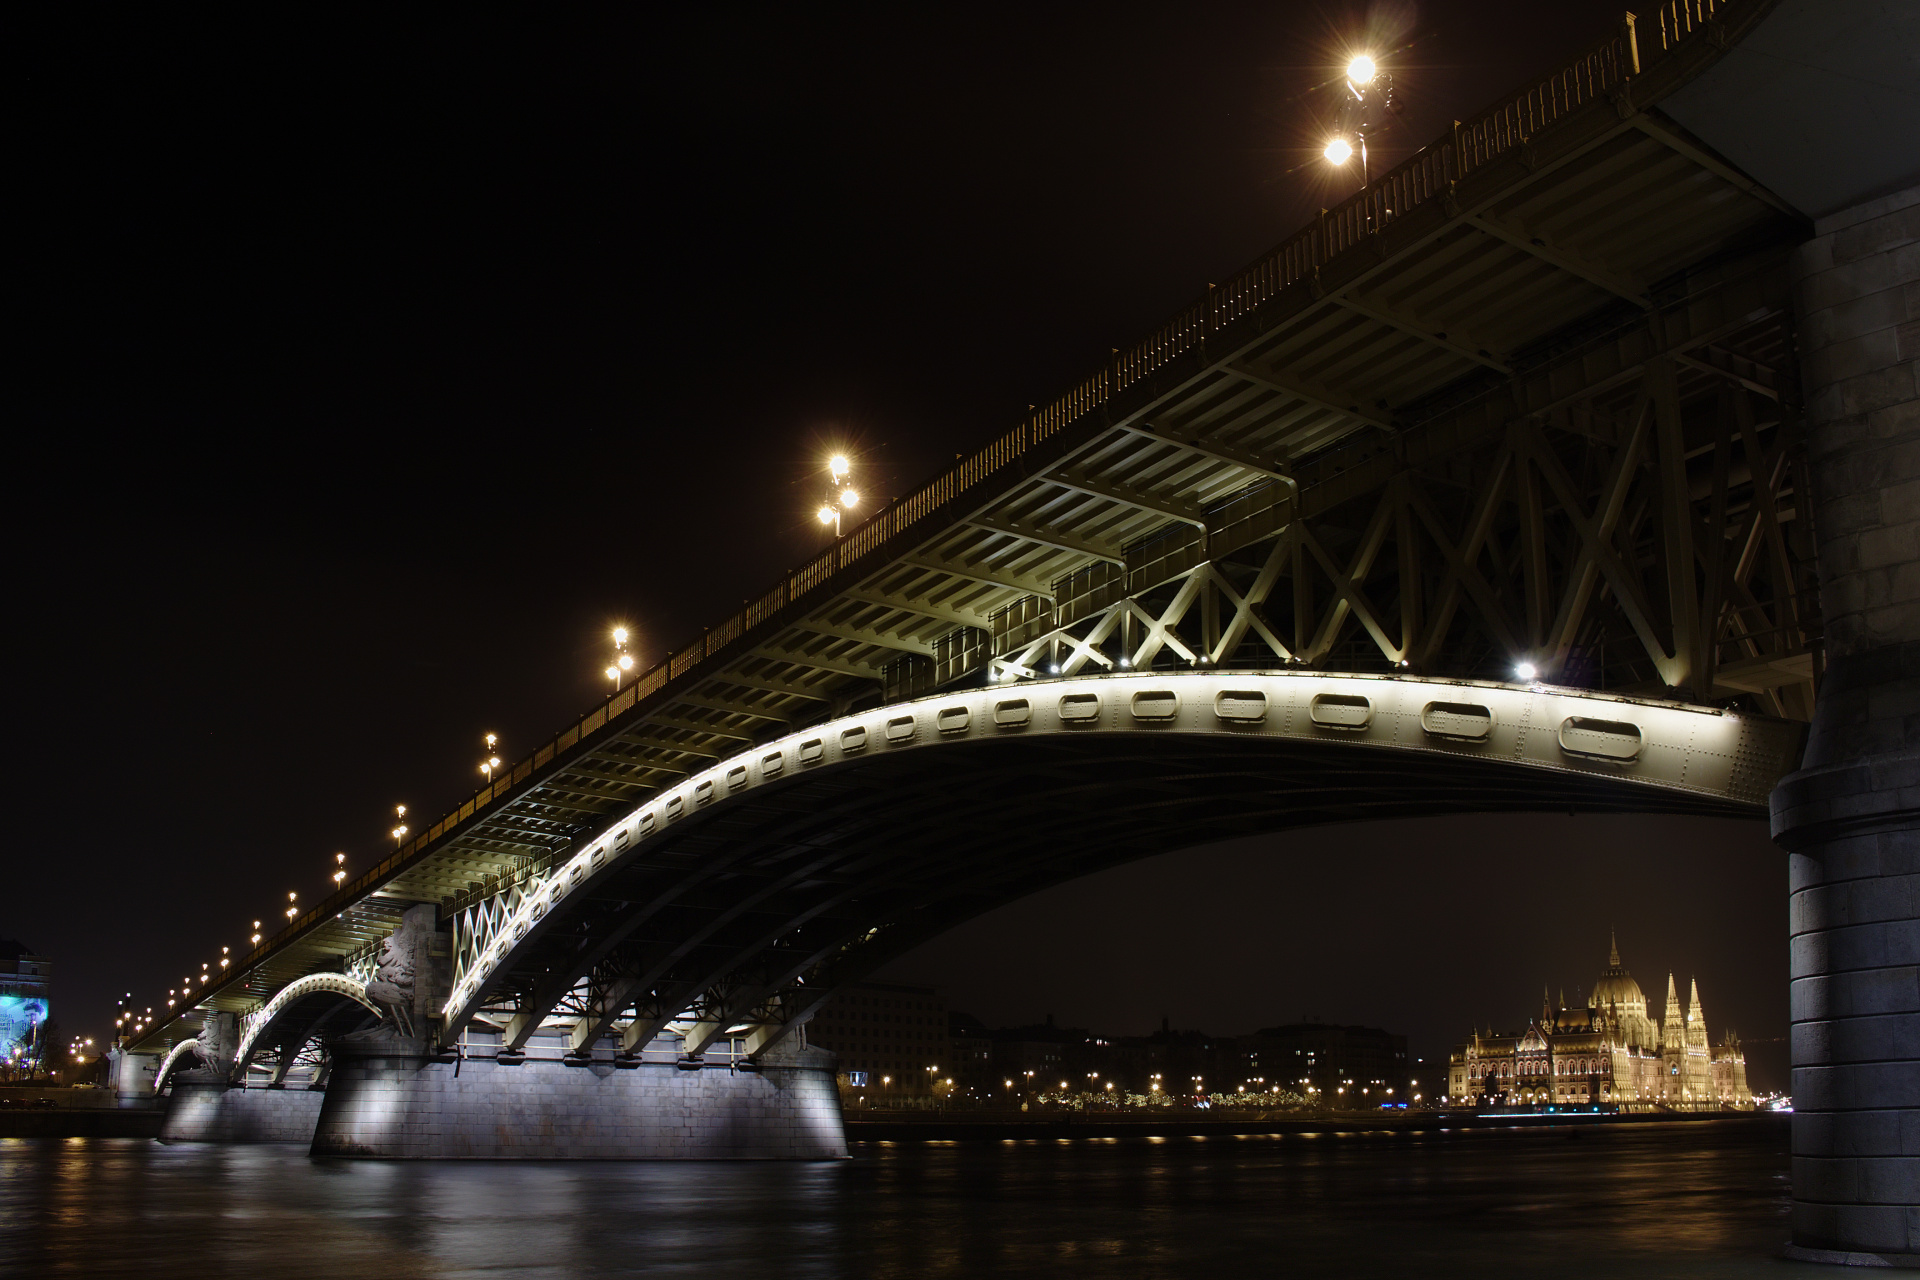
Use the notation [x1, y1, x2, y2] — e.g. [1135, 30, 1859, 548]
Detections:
[606, 628, 636, 691]
[816, 454, 860, 537]
[1322, 53, 1396, 191]
[391, 805, 408, 848]
[479, 733, 503, 784]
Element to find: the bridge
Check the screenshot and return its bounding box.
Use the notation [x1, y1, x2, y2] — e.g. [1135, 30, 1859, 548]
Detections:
[117, 0, 1915, 1262]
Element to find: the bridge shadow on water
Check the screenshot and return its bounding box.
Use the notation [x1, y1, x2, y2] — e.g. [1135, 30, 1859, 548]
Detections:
[0, 1116, 1836, 1278]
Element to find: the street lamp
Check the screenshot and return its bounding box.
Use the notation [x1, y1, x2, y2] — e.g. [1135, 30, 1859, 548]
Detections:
[606, 628, 637, 691]
[817, 455, 861, 536]
[285, 890, 299, 921]
[479, 733, 504, 783]
[391, 805, 408, 846]
[332, 852, 348, 888]
[1322, 51, 1397, 191]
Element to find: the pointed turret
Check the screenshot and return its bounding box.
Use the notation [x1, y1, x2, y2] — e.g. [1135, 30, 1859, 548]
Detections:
[1661, 973, 1684, 1050]
[1609, 928, 1620, 967]
[1687, 977, 1710, 1054]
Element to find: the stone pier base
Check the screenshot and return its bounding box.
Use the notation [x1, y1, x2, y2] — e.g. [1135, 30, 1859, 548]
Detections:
[159, 1079, 327, 1144]
[310, 1036, 847, 1159]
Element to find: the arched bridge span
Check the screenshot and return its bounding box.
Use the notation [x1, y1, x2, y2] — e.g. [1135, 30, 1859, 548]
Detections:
[446, 670, 1800, 1060]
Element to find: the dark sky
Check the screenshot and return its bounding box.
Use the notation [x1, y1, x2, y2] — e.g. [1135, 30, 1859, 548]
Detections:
[13, 2, 1789, 1090]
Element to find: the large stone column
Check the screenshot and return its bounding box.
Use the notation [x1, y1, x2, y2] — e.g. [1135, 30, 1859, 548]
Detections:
[1772, 182, 1918, 1266]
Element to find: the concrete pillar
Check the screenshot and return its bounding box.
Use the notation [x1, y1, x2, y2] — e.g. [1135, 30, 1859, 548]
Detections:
[1772, 182, 1919, 1266]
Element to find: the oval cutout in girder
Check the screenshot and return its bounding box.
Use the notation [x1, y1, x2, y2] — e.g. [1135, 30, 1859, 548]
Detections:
[936, 706, 970, 734]
[1214, 690, 1267, 722]
[841, 726, 868, 752]
[1559, 717, 1643, 761]
[885, 715, 916, 742]
[799, 738, 824, 764]
[762, 751, 784, 776]
[613, 827, 631, 850]
[1059, 693, 1100, 722]
[1309, 693, 1372, 730]
[1421, 701, 1493, 742]
[1131, 690, 1179, 721]
[592, 846, 608, 869]
[994, 699, 1031, 727]
[665, 795, 685, 820]
[640, 812, 656, 835]
[695, 780, 715, 806]
[727, 766, 748, 791]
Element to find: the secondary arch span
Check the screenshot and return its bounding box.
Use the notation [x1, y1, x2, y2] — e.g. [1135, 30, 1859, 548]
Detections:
[441, 670, 1800, 1058]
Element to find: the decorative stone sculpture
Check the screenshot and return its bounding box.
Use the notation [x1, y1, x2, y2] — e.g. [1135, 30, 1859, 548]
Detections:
[354, 904, 439, 1040]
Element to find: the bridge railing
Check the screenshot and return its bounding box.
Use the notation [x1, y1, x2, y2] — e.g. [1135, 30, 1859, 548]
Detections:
[237, 6, 1755, 977]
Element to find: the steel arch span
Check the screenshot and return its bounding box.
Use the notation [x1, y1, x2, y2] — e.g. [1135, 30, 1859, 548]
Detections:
[444, 670, 1800, 1060]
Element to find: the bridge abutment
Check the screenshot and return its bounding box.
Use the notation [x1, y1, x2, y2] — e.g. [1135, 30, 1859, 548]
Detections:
[1773, 182, 1919, 1265]
[309, 1034, 846, 1160]
[159, 1076, 326, 1144]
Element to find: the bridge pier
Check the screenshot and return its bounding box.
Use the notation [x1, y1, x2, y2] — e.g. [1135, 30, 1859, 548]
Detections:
[158, 1075, 326, 1144]
[309, 1033, 846, 1160]
[1773, 183, 1918, 1266]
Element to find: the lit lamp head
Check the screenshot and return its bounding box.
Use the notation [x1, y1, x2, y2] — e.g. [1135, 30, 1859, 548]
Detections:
[617, 654, 634, 671]
[611, 627, 629, 647]
[829, 454, 851, 482]
[1323, 136, 1354, 165]
[839, 488, 859, 510]
[1346, 54, 1377, 86]
[816, 505, 837, 526]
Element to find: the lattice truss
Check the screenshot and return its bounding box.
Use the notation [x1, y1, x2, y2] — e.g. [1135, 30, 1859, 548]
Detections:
[976, 331, 1814, 720]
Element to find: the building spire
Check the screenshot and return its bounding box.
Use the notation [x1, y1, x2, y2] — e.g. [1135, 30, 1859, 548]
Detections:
[1688, 976, 1702, 1021]
[1608, 927, 1620, 967]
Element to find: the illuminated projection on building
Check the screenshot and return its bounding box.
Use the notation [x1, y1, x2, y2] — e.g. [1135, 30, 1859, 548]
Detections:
[0, 996, 49, 1066]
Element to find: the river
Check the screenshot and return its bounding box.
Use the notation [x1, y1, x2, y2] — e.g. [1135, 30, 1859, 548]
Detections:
[0, 1115, 1827, 1277]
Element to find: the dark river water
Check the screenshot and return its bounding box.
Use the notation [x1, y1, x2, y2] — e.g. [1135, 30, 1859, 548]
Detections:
[1, 1116, 1828, 1278]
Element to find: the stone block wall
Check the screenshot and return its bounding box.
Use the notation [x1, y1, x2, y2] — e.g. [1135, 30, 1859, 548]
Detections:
[310, 1040, 846, 1160]
[159, 1080, 327, 1144]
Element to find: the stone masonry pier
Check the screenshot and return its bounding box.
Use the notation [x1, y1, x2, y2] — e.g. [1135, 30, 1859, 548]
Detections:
[310, 1036, 846, 1160]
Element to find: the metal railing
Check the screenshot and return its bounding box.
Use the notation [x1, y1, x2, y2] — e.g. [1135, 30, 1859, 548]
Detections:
[240, 6, 1749, 966]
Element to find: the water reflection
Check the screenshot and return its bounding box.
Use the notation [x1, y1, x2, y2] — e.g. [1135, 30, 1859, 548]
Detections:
[0, 1119, 1820, 1278]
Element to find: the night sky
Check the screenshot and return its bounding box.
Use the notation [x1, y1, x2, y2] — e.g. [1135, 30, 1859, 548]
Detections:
[14, 2, 1788, 1090]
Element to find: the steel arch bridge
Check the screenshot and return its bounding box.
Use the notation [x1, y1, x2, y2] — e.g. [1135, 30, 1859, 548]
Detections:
[131, 0, 1824, 1080]
[439, 670, 1798, 1063]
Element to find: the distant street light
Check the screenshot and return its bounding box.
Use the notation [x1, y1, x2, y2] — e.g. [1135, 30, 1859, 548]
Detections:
[607, 628, 636, 691]
[480, 733, 504, 784]
[285, 890, 299, 921]
[391, 804, 408, 846]
[332, 852, 348, 888]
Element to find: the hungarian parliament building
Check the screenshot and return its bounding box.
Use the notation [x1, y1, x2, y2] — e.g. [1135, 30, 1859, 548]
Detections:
[1446, 936, 1753, 1110]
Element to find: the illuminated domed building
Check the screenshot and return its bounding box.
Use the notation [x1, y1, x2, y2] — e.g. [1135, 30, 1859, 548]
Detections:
[1446, 935, 1751, 1111]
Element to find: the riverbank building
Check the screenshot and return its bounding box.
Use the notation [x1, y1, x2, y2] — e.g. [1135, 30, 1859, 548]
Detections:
[1446, 937, 1752, 1110]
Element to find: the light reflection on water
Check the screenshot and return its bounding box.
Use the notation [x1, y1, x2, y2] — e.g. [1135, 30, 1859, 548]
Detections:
[0, 1118, 1824, 1278]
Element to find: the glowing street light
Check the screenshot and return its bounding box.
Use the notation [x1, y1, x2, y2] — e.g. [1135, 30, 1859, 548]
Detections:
[607, 628, 636, 691]
[285, 890, 299, 921]
[1515, 661, 1539, 682]
[332, 852, 348, 888]
[391, 805, 408, 847]
[250, 920, 262, 947]
[479, 733, 504, 783]
[1323, 50, 1396, 191]
[818, 455, 861, 536]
